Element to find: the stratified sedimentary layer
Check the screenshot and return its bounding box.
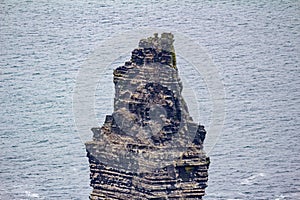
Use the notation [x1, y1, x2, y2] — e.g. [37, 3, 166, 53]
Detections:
[85, 33, 210, 200]
[87, 146, 209, 200]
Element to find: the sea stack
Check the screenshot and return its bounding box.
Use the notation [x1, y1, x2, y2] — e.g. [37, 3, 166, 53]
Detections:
[85, 33, 210, 199]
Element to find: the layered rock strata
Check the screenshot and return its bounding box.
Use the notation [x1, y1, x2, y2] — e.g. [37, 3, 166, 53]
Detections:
[85, 33, 210, 200]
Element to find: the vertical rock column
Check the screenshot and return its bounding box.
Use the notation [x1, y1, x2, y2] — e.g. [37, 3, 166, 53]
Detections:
[85, 33, 210, 200]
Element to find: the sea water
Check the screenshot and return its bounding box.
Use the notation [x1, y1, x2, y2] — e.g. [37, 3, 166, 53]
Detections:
[1, 0, 299, 199]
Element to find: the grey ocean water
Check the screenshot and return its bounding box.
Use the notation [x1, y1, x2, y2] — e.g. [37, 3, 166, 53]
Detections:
[1, 0, 299, 199]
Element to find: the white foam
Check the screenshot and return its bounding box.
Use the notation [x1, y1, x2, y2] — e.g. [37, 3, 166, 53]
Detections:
[25, 191, 40, 198]
[274, 194, 286, 200]
[240, 173, 265, 185]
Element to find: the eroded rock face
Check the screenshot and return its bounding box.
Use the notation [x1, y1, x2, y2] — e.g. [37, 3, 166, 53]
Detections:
[85, 33, 210, 200]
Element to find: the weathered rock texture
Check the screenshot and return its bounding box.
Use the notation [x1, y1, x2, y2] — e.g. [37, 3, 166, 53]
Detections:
[85, 33, 210, 200]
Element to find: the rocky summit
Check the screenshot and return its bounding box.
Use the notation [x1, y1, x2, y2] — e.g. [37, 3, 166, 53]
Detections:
[85, 33, 210, 200]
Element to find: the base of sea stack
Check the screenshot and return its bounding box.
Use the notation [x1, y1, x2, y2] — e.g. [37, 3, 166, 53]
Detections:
[86, 147, 210, 200]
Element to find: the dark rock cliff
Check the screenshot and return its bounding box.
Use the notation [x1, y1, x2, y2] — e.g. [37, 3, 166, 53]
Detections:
[85, 33, 210, 200]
